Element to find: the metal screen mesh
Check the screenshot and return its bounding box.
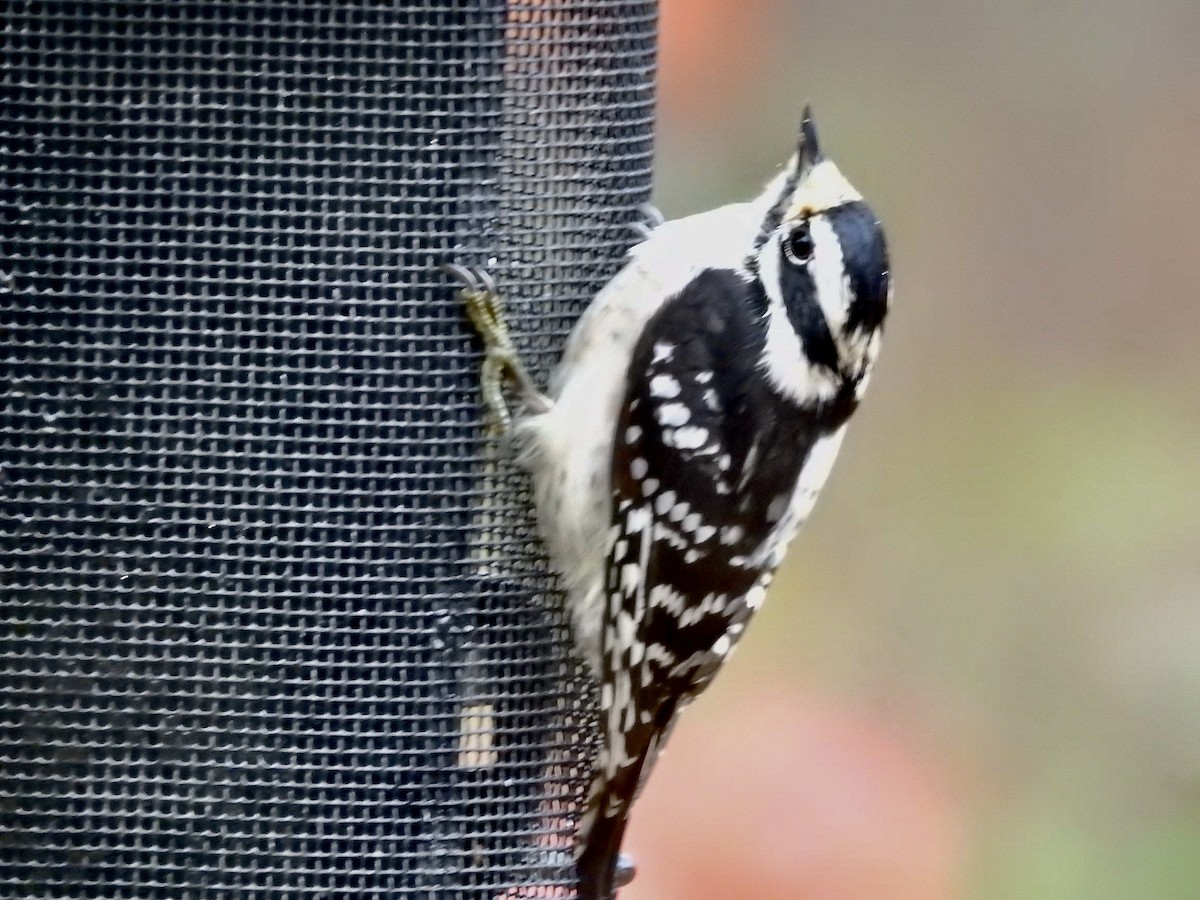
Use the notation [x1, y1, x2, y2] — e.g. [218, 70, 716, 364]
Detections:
[0, 2, 656, 895]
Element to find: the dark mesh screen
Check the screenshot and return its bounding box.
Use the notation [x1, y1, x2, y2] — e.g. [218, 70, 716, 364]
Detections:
[0, 2, 656, 896]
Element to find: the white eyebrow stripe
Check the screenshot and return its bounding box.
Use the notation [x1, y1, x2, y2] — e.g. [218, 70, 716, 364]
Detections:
[808, 214, 848, 335]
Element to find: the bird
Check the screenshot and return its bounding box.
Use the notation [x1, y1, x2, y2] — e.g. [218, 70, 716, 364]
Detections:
[454, 106, 891, 900]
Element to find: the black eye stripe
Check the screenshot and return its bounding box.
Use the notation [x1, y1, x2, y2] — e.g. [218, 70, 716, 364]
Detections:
[776, 250, 840, 373]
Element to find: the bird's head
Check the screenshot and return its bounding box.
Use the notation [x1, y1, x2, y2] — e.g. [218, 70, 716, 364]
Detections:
[750, 107, 891, 407]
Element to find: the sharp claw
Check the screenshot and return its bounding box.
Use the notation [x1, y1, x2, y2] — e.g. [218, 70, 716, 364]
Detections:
[475, 267, 497, 297]
[629, 203, 664, 242]
[440, 262, 482, 292]
[445, 261, 549, 433]
[637, 202, 665, 229]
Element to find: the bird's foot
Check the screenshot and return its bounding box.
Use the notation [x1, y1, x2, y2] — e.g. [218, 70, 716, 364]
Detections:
[629, 202, 665, 242]
[444, 263, 551, 433]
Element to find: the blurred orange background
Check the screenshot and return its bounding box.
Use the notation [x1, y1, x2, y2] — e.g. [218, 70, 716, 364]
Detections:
[623, 1, 1200, 898]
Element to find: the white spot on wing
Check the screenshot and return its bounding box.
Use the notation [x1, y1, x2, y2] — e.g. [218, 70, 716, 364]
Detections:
[650, 585, 686, 616]
[649, 374, 681, 399]
[626, 506, 651, 534]
[738, 442, 759, 491]
[656, 403, 690, 426]
[653, 522, 688, 550]
[620, 563, 640, 595]
[631, 457, 648, 480]
[745, 584, 767, 610]
[646, 642, 675, 670]
[672, 425, 708, 449]
[616, 611, 635, 652]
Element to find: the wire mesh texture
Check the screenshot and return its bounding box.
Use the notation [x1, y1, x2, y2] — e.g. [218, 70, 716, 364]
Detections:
[0, 2, 656, 896]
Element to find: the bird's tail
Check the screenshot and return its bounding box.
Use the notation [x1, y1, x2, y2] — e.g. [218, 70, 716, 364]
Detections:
[574, 699, 678, 900]
[574, 794, 630, 900]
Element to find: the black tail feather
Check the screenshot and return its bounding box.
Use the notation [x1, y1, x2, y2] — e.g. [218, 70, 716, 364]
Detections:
[575, 808, 629, 900]
[575, 697, 679, 899]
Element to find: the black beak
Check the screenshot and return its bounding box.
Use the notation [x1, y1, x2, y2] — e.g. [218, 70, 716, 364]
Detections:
[751, 105, 828, 252]
[799, 104, 823, 171]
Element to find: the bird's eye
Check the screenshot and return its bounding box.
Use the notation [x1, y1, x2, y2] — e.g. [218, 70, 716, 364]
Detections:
[784, 223, 814, 266]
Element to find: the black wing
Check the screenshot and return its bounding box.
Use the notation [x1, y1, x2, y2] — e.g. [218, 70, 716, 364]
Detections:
[609, 268, 820, 701]
[577, 268, 826, 898]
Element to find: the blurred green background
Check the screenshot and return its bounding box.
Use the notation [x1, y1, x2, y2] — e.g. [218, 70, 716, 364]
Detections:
[623, 1, 1200, 898]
